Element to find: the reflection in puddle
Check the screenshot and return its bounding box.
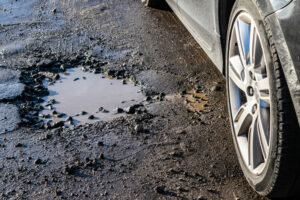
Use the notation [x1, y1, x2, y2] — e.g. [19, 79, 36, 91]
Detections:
[40, 68, 145, 126]
[183, 90, 209, 113]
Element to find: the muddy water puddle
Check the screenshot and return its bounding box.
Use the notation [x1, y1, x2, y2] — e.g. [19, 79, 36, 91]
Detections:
[40, 68, 146, 126]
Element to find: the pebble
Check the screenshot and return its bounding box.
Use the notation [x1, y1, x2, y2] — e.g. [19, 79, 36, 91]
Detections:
[52, 121, 64, 128]
[210, 85, 222, 91]
[44, 133, 52, 140]
[176, 186, 188, 192]
[146, 96, 152, 101]
[181, 90, 187, 95]
[66, 117, 73, 125]
[176, 130, 187, 135]
[44, 122, 52, 129]
[60, 64, 66, 71]
[99, 153, 104, 159]
[41, 114, 51, 119]
[158, 92, 165, 101]
[114, 108, 123, 114]
[15, 143, 23, 148]
[125, 106, 135, 114]
[197, 195, 207, 200]
[81, 67, 87, 72]
[65, 165, 76, 175]
[88, 115, 95, 120]
[57, 113, 65, 118]
[54, 74, 60, 80]
[93, 69, 101, 74]
[102, 109, 109, 113]
[155, 186, 166, 194]
[66, 116, 73, 122]
[48, 99, 56, 104]
[134, 124, 143, 133]
[81, 111, 88, 115]
[34, 158, 42, 165]
[169, 151, 183, 157]
[97, 141, 104, 147]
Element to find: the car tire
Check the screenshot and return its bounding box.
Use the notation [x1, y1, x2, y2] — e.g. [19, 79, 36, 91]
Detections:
[141, 0, 163, 7]
[226, 0, 300, 198]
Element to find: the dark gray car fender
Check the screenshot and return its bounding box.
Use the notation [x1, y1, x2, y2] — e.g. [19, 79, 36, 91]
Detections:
[264, 1, 300, 126]
[255, 0, 293, 17]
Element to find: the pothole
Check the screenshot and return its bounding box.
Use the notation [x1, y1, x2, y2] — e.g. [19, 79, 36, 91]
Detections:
[39, 67, 146, 127]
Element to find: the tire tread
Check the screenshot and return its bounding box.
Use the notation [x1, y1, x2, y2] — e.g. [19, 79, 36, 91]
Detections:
[261, 11, 300, 198]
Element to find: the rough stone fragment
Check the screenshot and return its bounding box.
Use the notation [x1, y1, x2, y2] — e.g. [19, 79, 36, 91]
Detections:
[0, 69, 24, 100]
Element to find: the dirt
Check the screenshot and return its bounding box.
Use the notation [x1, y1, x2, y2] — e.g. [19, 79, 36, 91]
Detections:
[0, 0, 269, 199]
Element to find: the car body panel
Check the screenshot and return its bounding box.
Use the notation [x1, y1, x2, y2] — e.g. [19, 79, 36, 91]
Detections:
[165, 0, 294, 73]
[165, 0, 178, 11]
[175, 0, 223, 71]
[265, 1, 300, 125]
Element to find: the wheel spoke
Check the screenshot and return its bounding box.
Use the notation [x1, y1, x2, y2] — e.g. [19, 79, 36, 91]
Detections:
[235, 19, 250, 64]
[254, 35, 263, 67]
[257, 113, 269, 159]
[229, 55, 246, 91]
[248, 116, 262, 169]
[249, 23, 264, 68]
[257, 77, 269, 91]
[253, 57, 266, 79]
[234, 22, 246, 64]
[233, 102, 254, 136]
[260, 95, 270, 105]
[257, 77, 270, 104]
[249, 22, 256, 65]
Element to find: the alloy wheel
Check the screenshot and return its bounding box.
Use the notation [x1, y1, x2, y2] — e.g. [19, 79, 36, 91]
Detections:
[228, 12, 272, 175]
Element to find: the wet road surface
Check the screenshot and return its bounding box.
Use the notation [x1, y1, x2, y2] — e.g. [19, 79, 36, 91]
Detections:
[0, 0, 268, 199]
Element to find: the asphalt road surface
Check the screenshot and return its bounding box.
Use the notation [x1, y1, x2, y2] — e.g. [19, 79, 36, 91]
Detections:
[0, 0, 268, 199]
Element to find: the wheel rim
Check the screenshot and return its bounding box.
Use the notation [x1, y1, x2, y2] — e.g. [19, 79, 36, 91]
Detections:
[228, 12, 272, 174]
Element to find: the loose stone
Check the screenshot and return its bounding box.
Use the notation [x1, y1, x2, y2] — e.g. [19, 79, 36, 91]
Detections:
[134, 124, 143, 133]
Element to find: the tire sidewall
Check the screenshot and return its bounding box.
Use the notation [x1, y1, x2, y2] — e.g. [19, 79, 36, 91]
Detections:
[225, 0, 279, 195]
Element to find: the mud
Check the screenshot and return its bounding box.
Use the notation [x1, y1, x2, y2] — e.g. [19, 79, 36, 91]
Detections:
[0, 0, 269, 199]
[183, 89, 209, 113]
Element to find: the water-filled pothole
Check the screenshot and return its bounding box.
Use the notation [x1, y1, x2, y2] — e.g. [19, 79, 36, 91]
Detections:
[39, 68, 146, 126]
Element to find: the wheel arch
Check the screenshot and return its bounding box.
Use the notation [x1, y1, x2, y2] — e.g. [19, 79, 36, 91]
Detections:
[218, 0, 294, 75]
[218, 0, 236, 75]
